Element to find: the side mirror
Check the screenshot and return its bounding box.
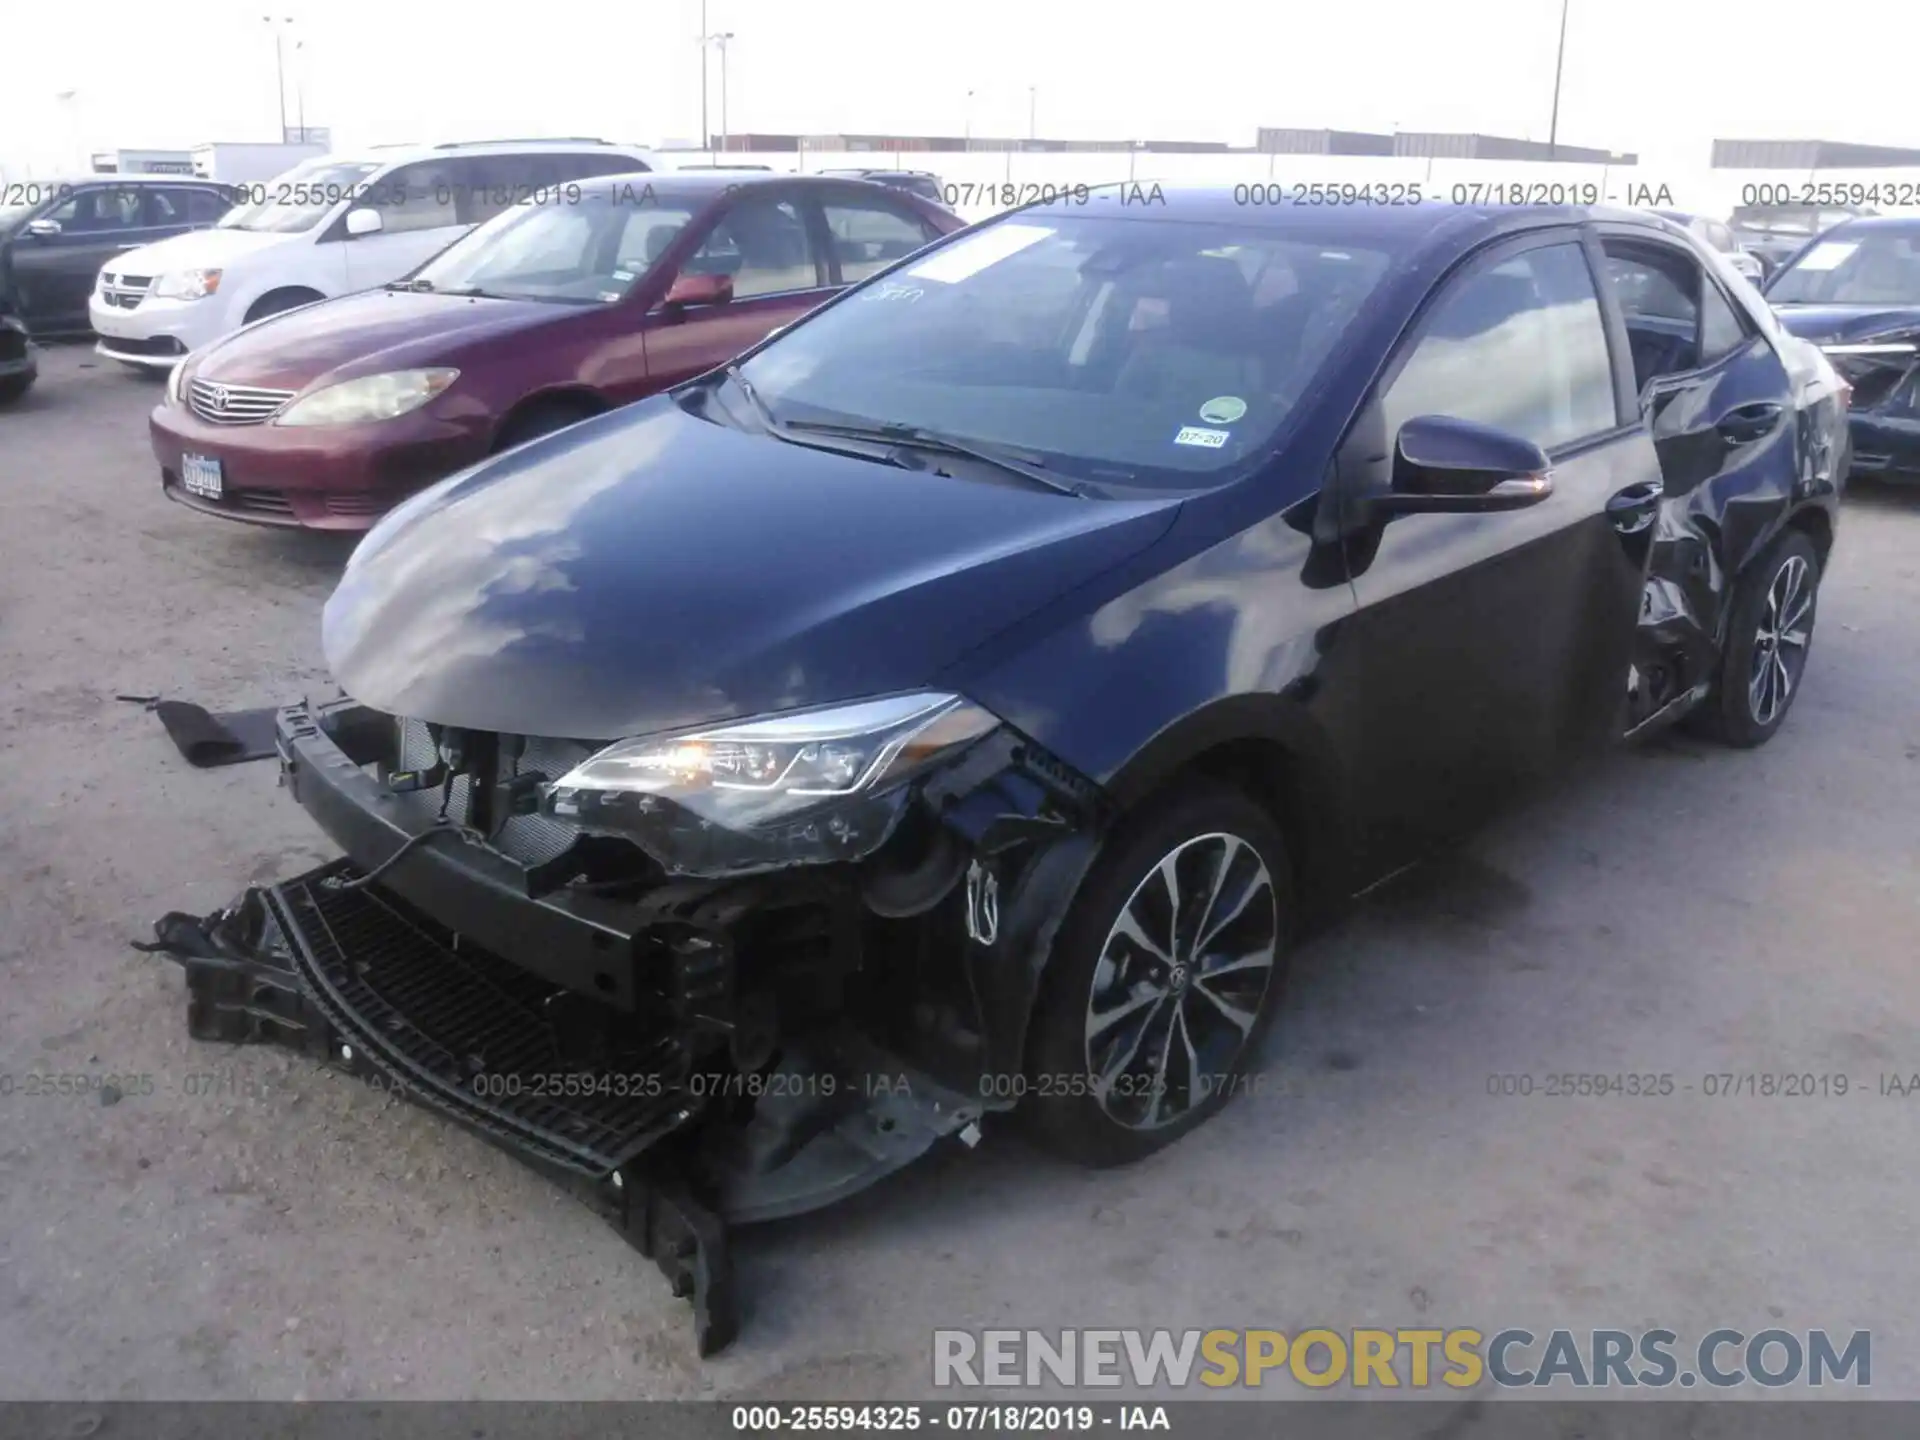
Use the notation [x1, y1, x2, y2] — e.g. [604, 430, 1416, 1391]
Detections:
[344, 207, 383, 238]
[664, 272, 733, 307]
[1366, 415, 1554, 519]
[25, 218, 62, 237]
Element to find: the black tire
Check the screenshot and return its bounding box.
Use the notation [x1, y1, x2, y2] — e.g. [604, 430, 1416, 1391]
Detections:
[0, 371, 32, 405]
[244, 289, 323, 324]
[492, 400, 598, 453]
[1685, 528, 1821, 748]
[1023, 780, 1293, 1167]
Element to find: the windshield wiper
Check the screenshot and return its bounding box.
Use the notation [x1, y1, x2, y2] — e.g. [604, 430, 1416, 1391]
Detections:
[779, 418, 1093, 497]
[720, 364, 788, 434]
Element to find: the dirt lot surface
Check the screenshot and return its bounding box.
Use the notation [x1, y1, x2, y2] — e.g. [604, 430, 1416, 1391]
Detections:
[3, 343, 1919, 1401]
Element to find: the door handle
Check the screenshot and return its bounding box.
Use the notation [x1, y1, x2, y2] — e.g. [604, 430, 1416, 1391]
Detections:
[1715, 401, 1783, 444]
[1607, 479, 1663, 535]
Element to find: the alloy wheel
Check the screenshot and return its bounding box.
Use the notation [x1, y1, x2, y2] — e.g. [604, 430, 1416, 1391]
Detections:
[1748, 553, 1813, 728]
[1083, 831, 1278, 1130]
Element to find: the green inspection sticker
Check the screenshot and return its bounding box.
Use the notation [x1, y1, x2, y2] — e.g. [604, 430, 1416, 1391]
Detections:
[1199, 396, 1248, 425]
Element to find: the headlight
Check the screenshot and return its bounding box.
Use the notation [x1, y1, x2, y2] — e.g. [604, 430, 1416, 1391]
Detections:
[166, 360, 187, 405]
[276, 368, 459, 427]
[151, 269, 223, 300]
[544, 692, 1001, 876]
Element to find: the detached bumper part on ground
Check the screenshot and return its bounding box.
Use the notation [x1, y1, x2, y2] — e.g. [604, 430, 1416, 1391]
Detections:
[144, 697, 1105, 1355]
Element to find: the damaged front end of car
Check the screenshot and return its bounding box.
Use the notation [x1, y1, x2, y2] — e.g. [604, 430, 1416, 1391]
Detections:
[142, 693, 1109, 1355]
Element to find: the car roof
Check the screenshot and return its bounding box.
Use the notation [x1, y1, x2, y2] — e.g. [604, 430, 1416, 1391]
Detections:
[1016, 184, 1691, 252]
[1821, 213, 1920, 234]
[321, 140, 654, 166]
[35, 173, 229, 187]
[573, 170, 936, 199]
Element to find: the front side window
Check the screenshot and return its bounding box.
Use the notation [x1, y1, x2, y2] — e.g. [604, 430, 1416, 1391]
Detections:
[1765, 227, 1920, 306]
[734, 213, 1396, 489]
[1382, 242, 1616, 453]
[822, 199, 937, 283]
[683, 197, 822, 297]
[412, 191, 699, 303]
[45, 187, 143, 233]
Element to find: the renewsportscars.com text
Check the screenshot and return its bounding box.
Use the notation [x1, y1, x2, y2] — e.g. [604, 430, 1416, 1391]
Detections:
[932, 1327, 1870, 1390]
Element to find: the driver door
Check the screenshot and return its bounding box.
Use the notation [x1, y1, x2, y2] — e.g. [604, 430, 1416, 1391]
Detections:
[1324, 231, 1661, 876]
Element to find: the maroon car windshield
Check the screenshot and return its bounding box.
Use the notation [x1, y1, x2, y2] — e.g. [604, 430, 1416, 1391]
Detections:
[411, 192, 700, 304]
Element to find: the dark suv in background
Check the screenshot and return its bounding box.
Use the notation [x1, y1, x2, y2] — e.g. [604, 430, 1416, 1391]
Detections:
[0, 175, 237, 335]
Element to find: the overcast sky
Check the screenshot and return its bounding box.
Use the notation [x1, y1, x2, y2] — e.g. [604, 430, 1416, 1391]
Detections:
[3, 0, 1911, 177]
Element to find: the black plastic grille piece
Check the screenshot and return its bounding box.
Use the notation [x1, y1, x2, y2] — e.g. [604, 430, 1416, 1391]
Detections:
[390, 717, 589, 866]
[271, 862, 691, 1174]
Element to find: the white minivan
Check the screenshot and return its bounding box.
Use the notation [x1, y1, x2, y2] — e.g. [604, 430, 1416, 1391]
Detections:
[90, 138, 655, 369]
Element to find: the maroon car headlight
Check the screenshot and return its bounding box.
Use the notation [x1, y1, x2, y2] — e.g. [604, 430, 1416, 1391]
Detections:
[277, 368, 459, 426]
[542, 693, 1000, 877]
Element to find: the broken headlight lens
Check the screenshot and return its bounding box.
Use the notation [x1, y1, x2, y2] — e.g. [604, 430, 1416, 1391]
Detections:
[543, 693, 1000, 877]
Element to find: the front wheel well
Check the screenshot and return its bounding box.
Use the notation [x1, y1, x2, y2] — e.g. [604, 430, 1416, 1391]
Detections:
[243, 287, 326, 324]
[1785, 503, 1835, 572]
[1134, 737, 1346, 927]
[491, 389, 608, 452]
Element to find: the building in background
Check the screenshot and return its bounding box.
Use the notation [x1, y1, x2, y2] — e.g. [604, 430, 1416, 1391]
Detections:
[1392, 133, 1637, 164]
[1711, 139, 1920, 170]
[1256, 129, 1397, 156]
[89, 148, 195, 174]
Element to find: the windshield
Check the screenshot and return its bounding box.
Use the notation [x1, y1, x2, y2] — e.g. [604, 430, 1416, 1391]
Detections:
[732, 213, 1393, 489]
[218, 160, 380, 233]
[412, 191, 698, 302]
[1766, 228, 1920, 305]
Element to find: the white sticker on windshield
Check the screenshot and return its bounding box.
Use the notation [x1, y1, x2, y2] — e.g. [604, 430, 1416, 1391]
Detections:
[907, 223, 1056, 284]
[1199, 396, 1247, 425]
[1795, 241, 1858, 271]
[612, 269, 635, 282]
[1174, 426, 1231, 449]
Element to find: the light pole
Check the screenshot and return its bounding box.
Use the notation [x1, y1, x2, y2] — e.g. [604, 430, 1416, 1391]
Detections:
[55, 90, 83, 171]
[1547, 0, 1570, 160]
[710, 33, 735, 153]
[1027, 86, 1036, 143]
[262, 15, 294, 140]
[964, 89, 975, 148]
[697, 1, 709, 152]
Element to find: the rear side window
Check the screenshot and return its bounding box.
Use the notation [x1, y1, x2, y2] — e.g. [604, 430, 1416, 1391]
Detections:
[1382, 242, 1617, 452]
[1600, 240, 1749, 388]
[1698, 282, 1751, 365]
[822, 199, 939, 283]
[685, 197, 823, 298]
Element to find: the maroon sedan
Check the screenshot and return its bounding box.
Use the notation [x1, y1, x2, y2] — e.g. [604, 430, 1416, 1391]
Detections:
[150, 173, 963, 529]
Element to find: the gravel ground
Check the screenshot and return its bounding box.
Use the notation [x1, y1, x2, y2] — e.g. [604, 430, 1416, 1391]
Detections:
[2, 342, 1918, 1402]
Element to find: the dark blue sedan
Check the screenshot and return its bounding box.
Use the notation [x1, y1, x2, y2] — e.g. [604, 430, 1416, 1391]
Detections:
[153, 187, 1849, 1354]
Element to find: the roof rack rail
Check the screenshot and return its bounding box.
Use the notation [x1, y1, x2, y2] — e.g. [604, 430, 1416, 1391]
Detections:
[434, 136, 619, 149]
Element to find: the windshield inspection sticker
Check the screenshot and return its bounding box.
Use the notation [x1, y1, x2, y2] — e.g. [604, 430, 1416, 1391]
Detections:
[907, 223, 1056, 284]
[1199, 396, 1247, 424]
[1174, 425, 1231, 449]
[1796, 241, 1859, 271]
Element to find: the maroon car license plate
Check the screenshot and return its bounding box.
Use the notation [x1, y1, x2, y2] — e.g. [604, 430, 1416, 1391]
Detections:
[181, 453, 224, 500]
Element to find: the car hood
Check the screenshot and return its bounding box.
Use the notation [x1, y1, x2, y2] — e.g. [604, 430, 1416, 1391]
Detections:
[1771, 304, 1920, 344]
[197, 288, 558, 389]
[324, 397, 1182, 740]
[111, 226, 296, 276]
